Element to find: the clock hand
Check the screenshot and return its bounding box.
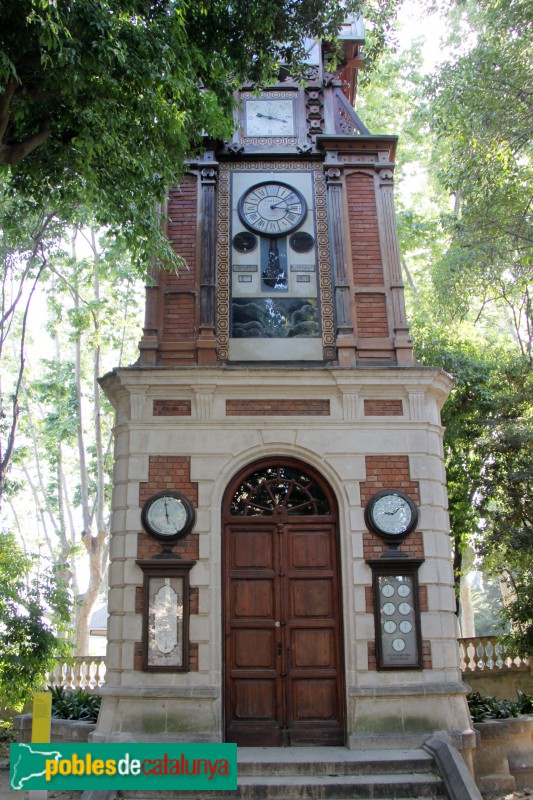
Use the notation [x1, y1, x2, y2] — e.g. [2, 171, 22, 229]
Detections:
[164, 500, 170, 523]
[383, 506, 402, 515]
[269, 198, 290, 209]
[256, 112, 288, 123]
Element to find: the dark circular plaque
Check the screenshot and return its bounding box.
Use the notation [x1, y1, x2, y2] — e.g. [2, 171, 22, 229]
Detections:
[289, 231, 315, 253]
[233, 231, 258, 253]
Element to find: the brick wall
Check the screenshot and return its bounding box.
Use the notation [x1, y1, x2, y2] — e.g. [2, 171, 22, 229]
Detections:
[157, 177, 199, 364]
[364, 399, 403, 416]
[355, 294, 390, 339]
[360, 455, 420, 506]
[226, 399, 330, 416]
[162, 293, 196, 339]
[346, 174, 384, 286]
[153, 400, 192, 416]
[167, 179, 198, 268]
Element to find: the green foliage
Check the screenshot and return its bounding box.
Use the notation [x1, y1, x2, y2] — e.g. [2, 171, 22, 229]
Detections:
[412, 318, 533, 646]
[0, 531, 72, 709]
[467, 692, 522, 723]
[0, 720, 16, 759]
[0, 720, 16, 743]
[0, 0, 399, 273]
[517, 690, 533, 715]
[425, 0, 533, 357]
[357, 1, 532, 645]
[469, 575, 507, 637]
[50, 686, 101, 724]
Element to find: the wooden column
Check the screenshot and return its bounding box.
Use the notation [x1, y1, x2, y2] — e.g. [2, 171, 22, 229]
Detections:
[198, 165, 218, 365]
[376, 168, 413, 366]
[138, 199, 168, 366]
[325, 166, 357, 366]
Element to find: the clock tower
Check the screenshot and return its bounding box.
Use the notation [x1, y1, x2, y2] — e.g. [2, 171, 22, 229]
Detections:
[98, 15, 474, 758]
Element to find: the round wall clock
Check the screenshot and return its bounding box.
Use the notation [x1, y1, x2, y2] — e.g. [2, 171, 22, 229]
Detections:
[141, 491, 195, 542]
[238, 182, 307, 237]
[364, 490, 418, 541]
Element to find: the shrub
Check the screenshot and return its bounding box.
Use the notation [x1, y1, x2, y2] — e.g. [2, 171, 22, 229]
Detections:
[467, 690, 533, 722]
[49, 687, 101, 724]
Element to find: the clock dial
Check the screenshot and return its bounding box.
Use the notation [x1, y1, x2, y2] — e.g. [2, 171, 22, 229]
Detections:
[233, 231, 257, 253]
[397, 583, 411, 597]
[392, 638, 406, 652]
[383, 620, 397, 634]
[382, 602, 396, 616]
[381, 583, 394, 598]
[365, 490, 418, 539]
[398, 602, 412, 615]
[238, 182, 307, 237]
[245, 99, 295, 136]
[399, 620, 413, 634]
[147, 496, 187, 536]
[141, 491, 195, 541]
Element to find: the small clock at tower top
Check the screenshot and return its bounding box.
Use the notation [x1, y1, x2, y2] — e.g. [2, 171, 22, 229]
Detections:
[233, 14, 368, 151]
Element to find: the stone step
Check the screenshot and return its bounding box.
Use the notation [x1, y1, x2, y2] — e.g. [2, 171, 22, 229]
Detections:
[237, 747, 435, 777]
[118, 748, 445, 800]
[121, 772, 444, 800]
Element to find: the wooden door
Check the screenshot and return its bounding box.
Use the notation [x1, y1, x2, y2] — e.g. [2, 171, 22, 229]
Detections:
[224, 462, 345, 746]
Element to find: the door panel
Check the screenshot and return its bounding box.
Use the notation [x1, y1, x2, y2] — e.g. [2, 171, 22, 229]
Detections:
[225, 518, 344, 745]
[291, 579, 333, 617]
[232, 580, 274, 618]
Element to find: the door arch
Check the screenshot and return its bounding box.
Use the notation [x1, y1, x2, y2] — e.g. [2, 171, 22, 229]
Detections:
[223, 458, 345, 746]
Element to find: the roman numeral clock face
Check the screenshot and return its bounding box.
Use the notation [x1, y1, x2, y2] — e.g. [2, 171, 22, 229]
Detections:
[237, 182, 307, 237]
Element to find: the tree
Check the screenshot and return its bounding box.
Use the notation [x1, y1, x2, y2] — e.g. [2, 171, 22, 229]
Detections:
[1, 0, 402, 499]
[359, 1, 533, 646]
[0, 530, 71, 709]
[1, 1, 401, 266]
[426, 0, 533, 360]
[4, 228, 142, 655]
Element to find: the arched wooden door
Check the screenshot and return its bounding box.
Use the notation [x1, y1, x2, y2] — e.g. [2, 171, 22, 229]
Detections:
[223, 460, 345, 746]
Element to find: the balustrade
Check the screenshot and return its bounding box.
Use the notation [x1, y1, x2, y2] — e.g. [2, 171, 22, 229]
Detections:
[46, 657, 106, 690]
[459, 636, 530, 673]
[45, 638, 528, 690]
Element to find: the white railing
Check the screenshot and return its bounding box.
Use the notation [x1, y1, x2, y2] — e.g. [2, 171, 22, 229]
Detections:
[45, 639, 528, 689]
[46, 657, 106, 690]
[459, 636, 530, 673]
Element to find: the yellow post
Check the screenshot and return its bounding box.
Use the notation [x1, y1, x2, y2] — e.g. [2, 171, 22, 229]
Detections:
[30, 692, 51, 800]
[31, 692, 52, 743]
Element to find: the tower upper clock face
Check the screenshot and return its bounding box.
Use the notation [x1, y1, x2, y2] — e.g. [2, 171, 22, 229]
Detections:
[245, 99, 295, 137]
[237, 181, 307, 236]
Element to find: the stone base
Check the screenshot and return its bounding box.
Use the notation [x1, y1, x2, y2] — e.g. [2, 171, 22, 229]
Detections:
[478, 774, 516, 797]
[474, 716, 533, 793]
[348, 681, 473, 752]
[95, 686, 220, 742]
[14, 715, 96, 743]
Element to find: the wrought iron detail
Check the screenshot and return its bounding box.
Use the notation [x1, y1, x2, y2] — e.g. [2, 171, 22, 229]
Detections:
[230, 465, 331, 516]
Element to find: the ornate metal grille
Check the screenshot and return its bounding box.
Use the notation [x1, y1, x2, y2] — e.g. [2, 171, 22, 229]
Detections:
[230, 465, 331, 516]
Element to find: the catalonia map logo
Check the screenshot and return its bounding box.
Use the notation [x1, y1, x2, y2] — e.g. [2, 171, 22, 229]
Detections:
[10, 743, 237, 791]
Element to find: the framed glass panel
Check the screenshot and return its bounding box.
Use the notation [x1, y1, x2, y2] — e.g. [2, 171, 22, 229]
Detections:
[137, 560, 195, 672]
[366, 557, 424, 671]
